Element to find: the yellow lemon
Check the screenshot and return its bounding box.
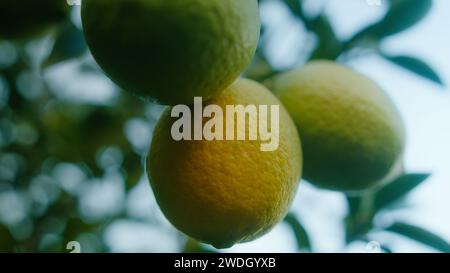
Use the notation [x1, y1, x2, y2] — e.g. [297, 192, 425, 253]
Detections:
[81, 0, 260, 105]
[269, 61, 405, 192]
[147, 79, 302, 248]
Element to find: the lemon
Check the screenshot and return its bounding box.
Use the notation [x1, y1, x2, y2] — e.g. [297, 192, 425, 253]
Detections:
[0, 0, 69, 40]
[147, 79, 302, 248]
[81, 0, 260, 105]
[269, 61, 405, 192]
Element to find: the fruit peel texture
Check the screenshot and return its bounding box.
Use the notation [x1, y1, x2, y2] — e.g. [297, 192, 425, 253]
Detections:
[81, 0, 260, 105]
[271, 61, 405, 191]
[147, 79, 302, 248]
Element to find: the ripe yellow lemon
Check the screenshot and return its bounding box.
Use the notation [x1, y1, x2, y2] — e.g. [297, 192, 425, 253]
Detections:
[147, 79, 302, 248]
[269, 61, 405, 192]
[81, 0, 260, 105]
[0, 0, 68, 39]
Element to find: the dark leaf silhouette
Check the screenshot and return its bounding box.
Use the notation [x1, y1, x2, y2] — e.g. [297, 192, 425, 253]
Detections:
[44, 20, 87, 67]
[374, 173, 430, 211]
[383, 55, 444, 85]
[349, 0, 432, 44]
[284, 213, 312, 251]
[385, 222, 450, 253]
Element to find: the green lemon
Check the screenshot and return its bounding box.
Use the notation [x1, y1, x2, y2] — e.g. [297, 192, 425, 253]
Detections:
[147, 79, 302, 248]
[81, 0, 260, 105]
[0, 0, 69, 40]
[269, 61, 405, 192]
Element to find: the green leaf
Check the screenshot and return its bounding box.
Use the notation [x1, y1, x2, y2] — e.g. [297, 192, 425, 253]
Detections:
[348, 0, 432, 44]
[44, 20, 87, 67]
[385, 222, 450, 253]
[374, 173, 430, 211]
[284, 0, 302, 18]
[345, 195, 375, 243]
[123, 154, 143, 191]
[346, 195, 363, 218]
[308, 15, 343, 60]
[284, 213, 312, 251]
[372, 0, 433, 38]
[281, 1, 343, 60]
[380, 245, 393, 253]
[377, 0, 432, 38]
[383, 55, 444, 86]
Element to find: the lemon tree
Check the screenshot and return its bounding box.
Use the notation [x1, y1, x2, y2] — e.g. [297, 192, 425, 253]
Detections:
[269, 61, 406, 192]
[81, 0, 260, 105]
[147, 79, 302, 248]
[1, 0, 449, 254]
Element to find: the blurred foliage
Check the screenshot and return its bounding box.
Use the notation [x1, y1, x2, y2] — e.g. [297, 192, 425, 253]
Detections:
[0, 0, 449, 253]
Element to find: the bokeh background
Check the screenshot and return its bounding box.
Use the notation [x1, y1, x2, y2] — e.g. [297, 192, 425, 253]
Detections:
[0, 0, 449, 253]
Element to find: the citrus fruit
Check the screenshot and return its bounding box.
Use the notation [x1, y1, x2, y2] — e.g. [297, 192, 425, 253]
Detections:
[81, 0, 260, 105]
[269, 61, 405, 192]
[147, 79, 302, 248]
[0, 0, 69, 40]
